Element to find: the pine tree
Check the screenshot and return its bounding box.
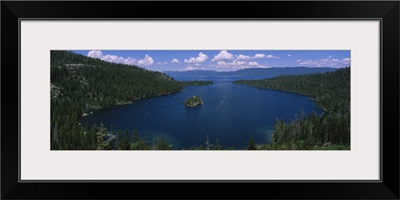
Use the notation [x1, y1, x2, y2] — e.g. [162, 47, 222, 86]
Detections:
[116, 130, 123, 150]
[96, 123, 110, 150]
[121, 129, 130, 150]
[214, 139, 222, 150]
[133, 130, 139, 143]
[89, 124, 98, 149]
[153, 138, 170, 150]
[137, 140, 148, 150]
[248, 137, 257, 150]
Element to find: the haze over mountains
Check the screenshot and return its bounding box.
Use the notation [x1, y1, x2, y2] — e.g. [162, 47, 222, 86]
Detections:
[164, 67, 337, 78]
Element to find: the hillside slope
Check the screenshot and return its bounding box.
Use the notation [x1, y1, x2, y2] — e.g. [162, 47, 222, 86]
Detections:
[235, 67, 350, 149]
[51, 51, 183, 149]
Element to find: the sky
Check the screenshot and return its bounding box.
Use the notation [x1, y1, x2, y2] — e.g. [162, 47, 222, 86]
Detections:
[73, 50, 350, 72]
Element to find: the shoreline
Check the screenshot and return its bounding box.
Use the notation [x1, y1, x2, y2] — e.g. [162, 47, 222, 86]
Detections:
[80, 89, 184, 117]
[234, 82, 329, 113]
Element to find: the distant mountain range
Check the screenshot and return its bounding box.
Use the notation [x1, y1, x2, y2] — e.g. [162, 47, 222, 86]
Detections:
[164, 67, 338, 78]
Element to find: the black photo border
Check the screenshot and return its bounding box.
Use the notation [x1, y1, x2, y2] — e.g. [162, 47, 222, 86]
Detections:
[2, 1, 399, 199]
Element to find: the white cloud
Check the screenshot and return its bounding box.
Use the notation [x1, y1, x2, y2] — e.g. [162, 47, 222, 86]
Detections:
[235, 53, 266, 60]
[288, 54, 292, 57]
[101, 54, 129, 64]
[171, 58, 180, 64]
[183, 66, 205, 71]
[342, 58, 351, 64]
[157, 61, 168, 65]
[249, 61, 259, 66]
[236, 54, 252, 60]
[296, 59, 301, 62]
[299, 56, 351, 67]
[184, 52, 208, 64]
[87, 50, 154, 67]
[88, 50, 103, 59]
[137, 54, 154, 67]
[124, 57, 137, 65]
[89, 50, 137, 65]
[211, 50, 234, 61]
[215, 60, 269, 70]
[266, 55, 279, 58]
[253, 54, 266, 59]
[217, 61, 227, 66]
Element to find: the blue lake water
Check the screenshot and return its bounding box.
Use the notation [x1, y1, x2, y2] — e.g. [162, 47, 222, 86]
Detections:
[80, 77, 322, 149]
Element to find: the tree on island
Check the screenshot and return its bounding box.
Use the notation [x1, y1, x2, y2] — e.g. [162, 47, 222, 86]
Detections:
[184, 96, 203, 107]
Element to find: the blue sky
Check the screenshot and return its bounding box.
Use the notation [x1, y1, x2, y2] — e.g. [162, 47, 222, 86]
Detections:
[73, 50, 350, 72]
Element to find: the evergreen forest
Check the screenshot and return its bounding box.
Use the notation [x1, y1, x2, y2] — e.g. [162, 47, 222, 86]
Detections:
[51, 51, 183, 150]
[234, 68, 350, 150]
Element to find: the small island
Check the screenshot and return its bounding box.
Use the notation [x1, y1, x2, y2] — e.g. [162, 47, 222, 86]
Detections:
[184, 96, 203, 107]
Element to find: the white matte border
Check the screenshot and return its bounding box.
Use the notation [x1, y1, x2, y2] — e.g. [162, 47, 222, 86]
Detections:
[20, 20, 380, 180]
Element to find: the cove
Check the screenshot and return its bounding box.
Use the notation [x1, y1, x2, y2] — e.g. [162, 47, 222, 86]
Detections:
[80, 77, 323, 149]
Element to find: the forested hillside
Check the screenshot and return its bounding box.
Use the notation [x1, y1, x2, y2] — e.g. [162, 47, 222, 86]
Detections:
[181, 81, 213, 86]
[235, 67, 350, 150]
[51, 51, 183, 150]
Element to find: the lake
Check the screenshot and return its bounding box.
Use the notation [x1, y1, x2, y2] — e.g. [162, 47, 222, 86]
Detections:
[80, 76, 323, 149]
